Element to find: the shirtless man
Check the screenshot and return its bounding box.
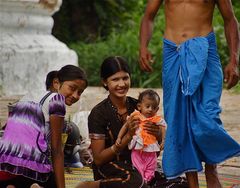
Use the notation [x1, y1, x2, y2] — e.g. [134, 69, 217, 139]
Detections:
[139, 1, 240, 188]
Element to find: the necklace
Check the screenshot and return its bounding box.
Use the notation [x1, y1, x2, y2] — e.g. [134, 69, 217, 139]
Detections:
[108, 97, 130, 124]
[116, 111, 128, 124]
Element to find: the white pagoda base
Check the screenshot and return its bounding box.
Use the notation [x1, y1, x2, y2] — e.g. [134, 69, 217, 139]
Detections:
[0, 0, 78, 96]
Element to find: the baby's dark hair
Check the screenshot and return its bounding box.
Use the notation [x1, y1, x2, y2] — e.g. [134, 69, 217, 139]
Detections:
[45, 70, 58, 90]
[138, 89, 160, 105]
[58, 65, 88, 87]
[100, 56, 130, 90]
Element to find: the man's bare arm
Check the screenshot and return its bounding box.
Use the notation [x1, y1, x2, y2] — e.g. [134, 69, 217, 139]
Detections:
[139, 0, 163, 72]
[217, 0, 240, 89]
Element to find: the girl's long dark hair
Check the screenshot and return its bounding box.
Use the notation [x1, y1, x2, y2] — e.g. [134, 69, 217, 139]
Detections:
[58, 65, 88, 86]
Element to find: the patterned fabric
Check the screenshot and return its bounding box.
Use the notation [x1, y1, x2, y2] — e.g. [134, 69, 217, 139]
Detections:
[0, 92, 66, 182]
[97, 161, 145, 188]
[162, 32, 240, 178]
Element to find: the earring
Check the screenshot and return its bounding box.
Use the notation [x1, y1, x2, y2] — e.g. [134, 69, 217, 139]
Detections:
[104, 84, 107, 87]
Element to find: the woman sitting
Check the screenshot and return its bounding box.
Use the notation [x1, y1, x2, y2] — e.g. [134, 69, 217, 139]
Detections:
[76, 56, 162, 188]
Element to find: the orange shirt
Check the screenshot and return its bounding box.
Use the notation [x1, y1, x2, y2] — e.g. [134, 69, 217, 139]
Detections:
[131, 110, 161, 146]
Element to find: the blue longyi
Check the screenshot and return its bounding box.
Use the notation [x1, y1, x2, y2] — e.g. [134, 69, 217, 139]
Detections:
[162, 32, 240, 179]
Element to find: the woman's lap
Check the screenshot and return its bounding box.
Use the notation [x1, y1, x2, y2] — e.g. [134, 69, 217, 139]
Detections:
[93, 161, 147, 188]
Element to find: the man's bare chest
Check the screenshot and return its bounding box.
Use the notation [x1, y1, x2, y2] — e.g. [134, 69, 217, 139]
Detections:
[164, 0, 216, 4]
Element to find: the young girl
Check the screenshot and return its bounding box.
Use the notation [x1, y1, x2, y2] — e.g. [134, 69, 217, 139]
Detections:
[0, 65, 88, 188]
[45, 69, 93, 168]
[116, 89, 166, 184]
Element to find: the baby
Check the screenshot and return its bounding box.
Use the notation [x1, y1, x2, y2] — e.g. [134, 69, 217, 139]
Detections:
[116, 89, 166, 184]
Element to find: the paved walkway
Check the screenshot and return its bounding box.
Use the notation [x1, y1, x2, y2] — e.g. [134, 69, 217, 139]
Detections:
[0, 87, 239, 176]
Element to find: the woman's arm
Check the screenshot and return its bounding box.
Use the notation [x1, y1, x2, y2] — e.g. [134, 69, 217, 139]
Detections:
[91, 135, 134, 167]
[50, 115, 65, 188]
[91, 139, 116, 166]
[115, 123, 128, 146]
[159, 126, 166, 151]
[91, 114, 139, 166]
[114, 114, 140, 152]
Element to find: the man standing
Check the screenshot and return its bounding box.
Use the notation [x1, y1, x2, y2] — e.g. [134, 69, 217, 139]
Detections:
[139, 1, 240, 188]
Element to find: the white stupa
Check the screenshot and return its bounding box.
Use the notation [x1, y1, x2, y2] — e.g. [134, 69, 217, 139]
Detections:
[0, 0, 78, 96]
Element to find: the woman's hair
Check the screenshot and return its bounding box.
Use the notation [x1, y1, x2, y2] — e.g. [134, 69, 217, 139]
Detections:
[45, 70, 58, 90]
[100, 56, 131, 80]
[57, 65, 88, 86]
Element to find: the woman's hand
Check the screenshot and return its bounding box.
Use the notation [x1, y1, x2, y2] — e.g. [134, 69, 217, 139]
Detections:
[143, 121, 162, 141]
[115, 137, 122, 147]
[159, 141, 165, 151]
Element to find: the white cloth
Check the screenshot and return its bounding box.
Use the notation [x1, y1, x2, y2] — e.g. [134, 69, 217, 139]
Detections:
[65, 107, 91, 150]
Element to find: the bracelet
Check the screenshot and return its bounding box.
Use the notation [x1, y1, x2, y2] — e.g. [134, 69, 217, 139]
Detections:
[111, 144, 120, 155]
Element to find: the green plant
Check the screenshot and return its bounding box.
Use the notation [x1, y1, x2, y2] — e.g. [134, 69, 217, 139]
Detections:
[68, 2, 239, 88]
[232, 83, 240, 93]
[69, 4, 166, 88]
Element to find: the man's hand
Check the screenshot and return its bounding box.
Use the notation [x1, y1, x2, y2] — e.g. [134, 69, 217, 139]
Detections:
[139, 47, 154, 72]
[159, 141, 164, 151]
[224, 62, 239, 89]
